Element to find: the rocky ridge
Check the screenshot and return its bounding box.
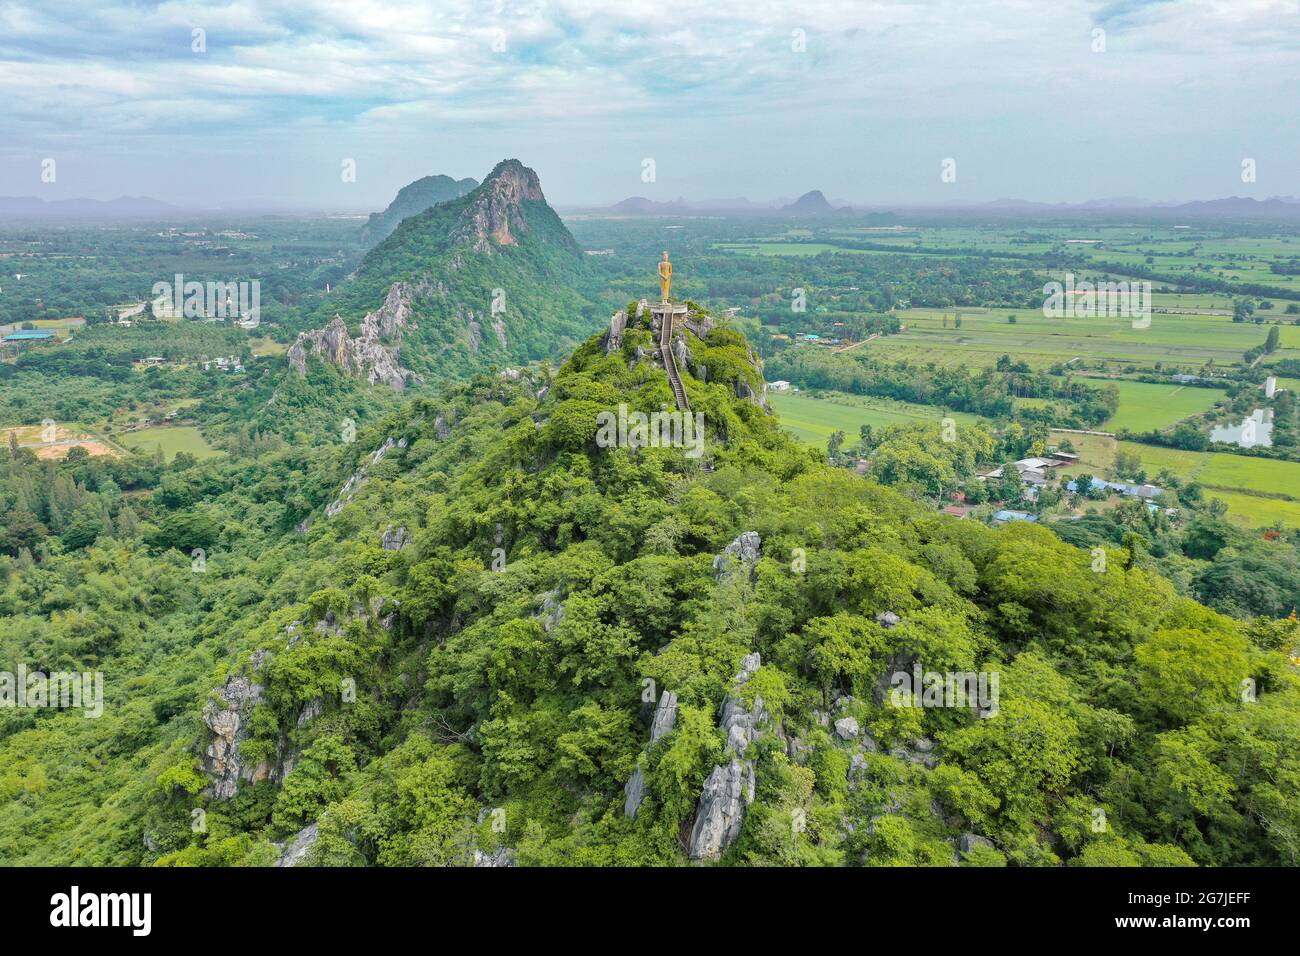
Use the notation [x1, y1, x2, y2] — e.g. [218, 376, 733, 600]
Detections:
[288, 282, 421, 391]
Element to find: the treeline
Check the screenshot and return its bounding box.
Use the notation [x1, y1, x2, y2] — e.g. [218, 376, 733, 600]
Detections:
[1084, 257, 1300, 303]
[766, 349, 1118, 428]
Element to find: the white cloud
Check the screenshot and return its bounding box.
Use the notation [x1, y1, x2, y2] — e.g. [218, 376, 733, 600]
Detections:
[0, 0, 1295, 202]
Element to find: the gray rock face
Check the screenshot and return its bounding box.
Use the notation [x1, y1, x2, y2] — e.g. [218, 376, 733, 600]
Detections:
[275, 822, 319, 867]
[713, 532, 761, 581]
[688, 758, 753, 860]
[684, 312, 714, 340]
[720, 652, 765, 756]
[673, 335, 689, 371]
[849, 753, 868, 778]
[450, 160, 546, 253]
[326, 437, 407, 517]
[381, 525, 411, 550]
[721, 694, 763, 756]
[296, 698, 324, 729]
[606, 310, 627, 355]
[288, 283, 418, 390]
[687, 652, 766, 858]
[434, 414, 452, 440]
[623, 766, 647, 819]
[873, 650, 915, 706]
[474, 846, 517, 867]
[537, 589, 565, 632]
[875, 611, 901, 629]
[201, 672, 266, 799]
[960, 833, 995, 855]
[650, 691, 678, 743]
[834, 717, 860, 740]
[622, 690, 681, 820]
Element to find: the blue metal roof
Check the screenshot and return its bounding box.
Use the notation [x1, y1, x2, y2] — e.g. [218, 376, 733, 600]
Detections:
[3, 329, 56, 340]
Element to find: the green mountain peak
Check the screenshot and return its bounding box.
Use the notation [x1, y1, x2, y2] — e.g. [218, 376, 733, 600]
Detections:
[290, 159, 594, 391]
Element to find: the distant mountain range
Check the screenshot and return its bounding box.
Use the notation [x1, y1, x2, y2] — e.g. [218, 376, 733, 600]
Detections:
[574, 194, 1300, 220]
[0, 195, 182, 218]
[4, 190, 1300, 222]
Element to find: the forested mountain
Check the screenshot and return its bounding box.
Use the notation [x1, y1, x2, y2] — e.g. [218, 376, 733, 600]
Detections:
[289, 160, 598, 391]
[3, 300, 1297, 868]
[359, 174, 479, 246]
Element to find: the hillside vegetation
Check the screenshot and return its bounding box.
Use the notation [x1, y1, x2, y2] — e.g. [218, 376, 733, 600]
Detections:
[3, 307, 1297, 868]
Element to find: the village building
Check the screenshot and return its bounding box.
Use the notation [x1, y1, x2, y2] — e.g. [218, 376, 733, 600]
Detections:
[992, 509, 1037, 524]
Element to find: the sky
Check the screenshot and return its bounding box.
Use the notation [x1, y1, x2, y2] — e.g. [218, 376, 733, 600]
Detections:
[0, 0, 1297, 210]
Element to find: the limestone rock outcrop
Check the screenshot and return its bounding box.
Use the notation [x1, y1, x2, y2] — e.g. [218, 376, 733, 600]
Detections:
[650, 691, 679, 743]
[623, 768, 647, 819]
[960, 833, 995, 855]
[450, 159, 547, 252]
[288, 282, 419, 391]
[713, 531, 761, 582]
[275, 822, 319, 867]
[688, 652, 764, 860]
[473, 846, 517, 867]
[688, 759, 753, 860]
[381, 525, 411, 551]
[200, 652, 291, 799]
[623, 690, 680, 820]
[326, 436, 407, 517]
[605, 310, 627, 355]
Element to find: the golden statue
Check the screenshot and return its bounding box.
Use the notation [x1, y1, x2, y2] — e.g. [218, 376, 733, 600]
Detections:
[658, 251, 673, 303]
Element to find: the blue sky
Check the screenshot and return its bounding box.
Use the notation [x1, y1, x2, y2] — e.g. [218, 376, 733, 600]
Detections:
[0, 0, 1297, 209]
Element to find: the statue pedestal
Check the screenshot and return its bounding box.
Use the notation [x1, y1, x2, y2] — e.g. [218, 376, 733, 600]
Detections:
[651, 301, 687, 334]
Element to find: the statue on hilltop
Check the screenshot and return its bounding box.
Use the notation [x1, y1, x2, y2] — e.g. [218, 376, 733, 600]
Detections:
[658, 251, 673, 303]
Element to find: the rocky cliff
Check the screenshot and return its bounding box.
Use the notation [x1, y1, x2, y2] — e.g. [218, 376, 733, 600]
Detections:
[287, 282, 420, 391]
[447, 159, 555, 252]
[289, 159, 592, 390]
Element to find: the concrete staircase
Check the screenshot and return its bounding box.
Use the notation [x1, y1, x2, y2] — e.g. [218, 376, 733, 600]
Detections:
[659, 309, 690, 412]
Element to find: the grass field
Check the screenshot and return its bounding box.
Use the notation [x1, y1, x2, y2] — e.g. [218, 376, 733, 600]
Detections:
[248, 337, 287, 357]
[769, 390, 984, 445]
[118, 426, 221, 461]
[1090, 379, 1224, 432]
